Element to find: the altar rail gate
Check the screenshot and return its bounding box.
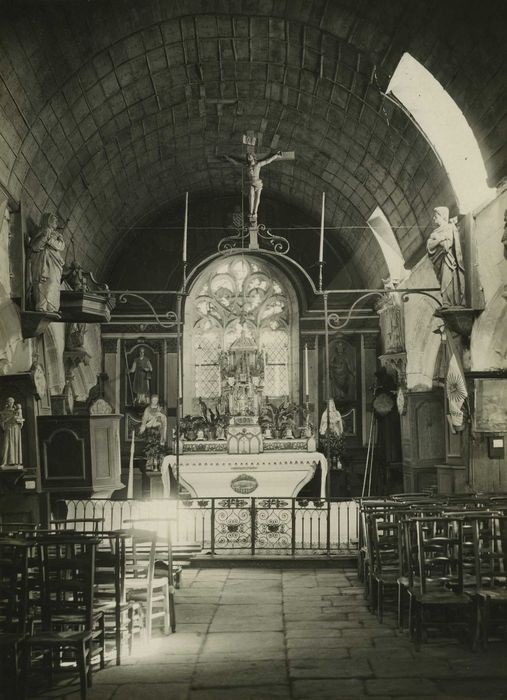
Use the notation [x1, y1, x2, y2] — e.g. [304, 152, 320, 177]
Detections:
[62, 498, 358, 555]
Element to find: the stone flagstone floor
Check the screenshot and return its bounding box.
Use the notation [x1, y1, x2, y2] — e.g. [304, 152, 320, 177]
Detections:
[28, 566, 507, 700]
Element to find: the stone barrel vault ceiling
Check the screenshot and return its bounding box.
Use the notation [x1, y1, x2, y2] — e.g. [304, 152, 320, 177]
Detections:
[0, 0, 505, 286]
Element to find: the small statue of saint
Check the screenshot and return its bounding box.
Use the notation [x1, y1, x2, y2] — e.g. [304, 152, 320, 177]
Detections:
[139, 395, 167, 441]
[27, 213, 65, 313]
[224, 151, 283, 222]
[319, 399, 344, 437]
[0, 397, 24, 468]
[139, 395, 167, 470]
[63, 261, 89, 292]
[65, 322, 87, 351]
[129, 347, 152, 405]
[426, 206, 465, 307]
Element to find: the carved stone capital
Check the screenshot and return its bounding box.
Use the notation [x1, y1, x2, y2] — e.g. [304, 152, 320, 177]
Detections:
[63, 348, 90, 376]
[379, 352, 407, 389]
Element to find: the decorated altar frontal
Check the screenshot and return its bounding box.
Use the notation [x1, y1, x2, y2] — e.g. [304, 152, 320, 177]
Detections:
[161, 450, 327, 498]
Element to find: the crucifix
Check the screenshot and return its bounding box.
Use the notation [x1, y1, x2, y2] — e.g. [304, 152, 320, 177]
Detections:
[224, 134, 295, 248]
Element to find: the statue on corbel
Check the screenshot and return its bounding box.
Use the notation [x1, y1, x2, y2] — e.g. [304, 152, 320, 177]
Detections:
[426, 206, 465, 308]
[26, 212, 66, 315]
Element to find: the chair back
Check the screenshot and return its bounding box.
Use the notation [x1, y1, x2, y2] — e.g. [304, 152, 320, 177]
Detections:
[50, 518, 104, 533]
[414, 516, 464, 595]
[0, 537, 29, 633]
[471, 514, 507, 590]
[124, 529, 157, 590]
[36, 535, 98, 631]
[95, 532, 127, 605]
[367, 511, 403, 576]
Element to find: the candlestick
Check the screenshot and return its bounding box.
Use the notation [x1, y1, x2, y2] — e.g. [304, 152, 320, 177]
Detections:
[183, 191, 189, 263]
[318, 191, 325, 263]
[304, 343, 309, 398]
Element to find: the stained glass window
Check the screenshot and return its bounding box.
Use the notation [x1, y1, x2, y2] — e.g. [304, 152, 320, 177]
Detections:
[191, 256, 292, 400]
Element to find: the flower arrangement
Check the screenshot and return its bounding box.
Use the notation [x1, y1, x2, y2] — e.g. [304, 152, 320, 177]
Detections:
[319, 429, 346, 469]
[143, 428, 166, 470]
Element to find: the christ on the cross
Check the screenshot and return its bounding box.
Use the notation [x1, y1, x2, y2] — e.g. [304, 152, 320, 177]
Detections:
[224, 150, 285, 222]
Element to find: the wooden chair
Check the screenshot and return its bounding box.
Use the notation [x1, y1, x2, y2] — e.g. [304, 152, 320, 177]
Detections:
[123, 529, 171, 640]
[24, 535, 104, 700]
[0, 537, 30, 697]
[93, 532, 138, 665]
[407, 516, 472, 649]
[369, 514, 403, 623]
[469, 514, 507, 648]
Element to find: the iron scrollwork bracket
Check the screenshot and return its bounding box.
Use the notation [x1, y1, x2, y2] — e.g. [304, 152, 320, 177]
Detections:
[218, 226, 250, 252]
[400, 290, 442, 308]
[117, 292, 179, 329]
[327, 291, 384, 330]
[257, 224, 290, 254]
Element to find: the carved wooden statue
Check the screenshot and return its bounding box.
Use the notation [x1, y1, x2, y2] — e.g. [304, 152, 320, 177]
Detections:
[27, 213, 65, 313]
[129, 347, 152, 405]
[224, 151, 283, 222]
[0, 396, 24, 467]
[426, 206, 465, 307]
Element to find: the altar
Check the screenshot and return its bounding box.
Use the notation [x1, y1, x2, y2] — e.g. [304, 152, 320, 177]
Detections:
[170, 256, 329, 500]
[161, 451, 327, 498]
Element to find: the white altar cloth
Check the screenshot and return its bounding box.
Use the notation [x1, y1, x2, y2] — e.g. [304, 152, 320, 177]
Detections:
[161, 452, 327, 498]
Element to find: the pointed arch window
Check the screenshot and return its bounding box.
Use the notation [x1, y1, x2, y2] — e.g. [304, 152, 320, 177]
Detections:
[191, 257, 292, 401]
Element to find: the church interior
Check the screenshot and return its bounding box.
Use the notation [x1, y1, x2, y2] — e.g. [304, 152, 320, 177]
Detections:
[0, 1, 507, 698]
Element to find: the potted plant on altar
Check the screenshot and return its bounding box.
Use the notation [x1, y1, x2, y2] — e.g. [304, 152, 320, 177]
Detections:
[275, 397, 299, 438]
[259, 400, 275, 438]
[180, 414, 197, 441]
[191, 415, 207, 441]
[214, 413, 229, 440]
[197, 398, 228, 440]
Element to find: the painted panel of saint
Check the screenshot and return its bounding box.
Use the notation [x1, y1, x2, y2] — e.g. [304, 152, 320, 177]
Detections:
[329, 337, 356, 402]
[126, 344, 158, 406]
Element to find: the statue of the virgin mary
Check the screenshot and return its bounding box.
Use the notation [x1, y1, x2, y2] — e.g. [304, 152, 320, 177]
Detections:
[319, 398, 344, 437]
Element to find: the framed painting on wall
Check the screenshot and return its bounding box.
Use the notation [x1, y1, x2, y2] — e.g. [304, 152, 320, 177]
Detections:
[474, 379, 507, 432]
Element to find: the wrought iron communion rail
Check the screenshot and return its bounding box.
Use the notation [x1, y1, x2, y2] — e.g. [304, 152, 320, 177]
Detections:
[61, 497, 358, 555]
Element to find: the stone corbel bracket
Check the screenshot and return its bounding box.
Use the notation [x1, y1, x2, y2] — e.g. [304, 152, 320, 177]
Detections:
[434, 307, 482, 341]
